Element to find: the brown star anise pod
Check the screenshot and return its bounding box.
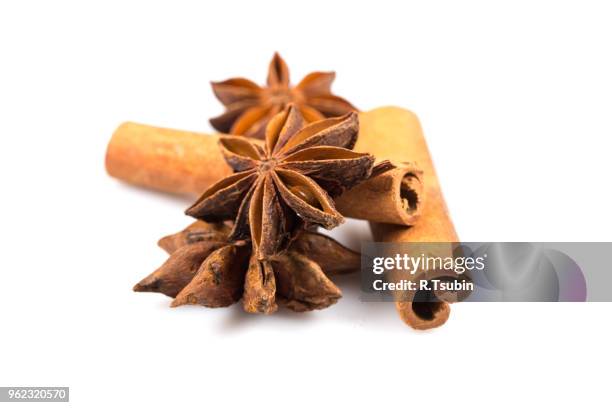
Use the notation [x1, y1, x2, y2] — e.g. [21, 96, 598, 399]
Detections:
[209, 52, 357, 138]
[133, 221, 361, 313]
[186, 104, 376, 260]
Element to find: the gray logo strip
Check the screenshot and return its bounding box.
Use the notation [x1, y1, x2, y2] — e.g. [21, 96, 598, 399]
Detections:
[360, 242, 610, 302]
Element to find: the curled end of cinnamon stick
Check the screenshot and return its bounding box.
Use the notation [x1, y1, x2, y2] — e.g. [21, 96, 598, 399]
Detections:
[396, 298, 451, 330]
[335, 163, 424, 226]
[398, 165, 423, 223]
[391, 266, 462, 330]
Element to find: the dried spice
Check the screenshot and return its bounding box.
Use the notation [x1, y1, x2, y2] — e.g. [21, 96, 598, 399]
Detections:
[334, 163, 424, 225]
[134, 221, 361, 313]
[209, 53, 357, 138]
[132, 105, 395, 316]
[105, 119, 413, 225]
[356, 107, 469, 330]
[186, 104, 377, 260]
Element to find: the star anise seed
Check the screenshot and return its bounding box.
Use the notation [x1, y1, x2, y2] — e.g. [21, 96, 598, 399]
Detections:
[186, 105, 375, 260]
[134, 221, 360, 313]
[209, 52, 357, 139]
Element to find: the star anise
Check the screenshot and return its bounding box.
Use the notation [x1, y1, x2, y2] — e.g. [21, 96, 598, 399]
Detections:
[134, 221, 361, 313]
[186, 104, 376, 260]
[209, 52, 357, 138]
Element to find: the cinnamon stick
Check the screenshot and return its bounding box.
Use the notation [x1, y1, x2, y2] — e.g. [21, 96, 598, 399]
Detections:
[105, 117, 422, 226]
[354, 107, 460, 330]
[334, 164, 423, 225]
[105, 122, 231, 196]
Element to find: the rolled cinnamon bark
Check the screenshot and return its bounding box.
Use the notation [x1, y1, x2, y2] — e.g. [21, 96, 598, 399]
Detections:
[334, 164, 423, 226]
[354, 107, 460, 330]
[105, 118, 423, 226]
[105, 122, 231, 196]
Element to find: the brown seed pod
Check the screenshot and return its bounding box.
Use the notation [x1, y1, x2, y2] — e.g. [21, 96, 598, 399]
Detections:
[171, 244, 251, 308]
[133, 240, 226, 298]
[274, 251, 342, 312]
[135, 223, 356, 314]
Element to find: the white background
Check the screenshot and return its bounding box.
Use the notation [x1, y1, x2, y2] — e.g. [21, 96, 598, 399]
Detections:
[1, 1, 611, 407]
